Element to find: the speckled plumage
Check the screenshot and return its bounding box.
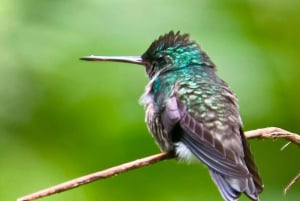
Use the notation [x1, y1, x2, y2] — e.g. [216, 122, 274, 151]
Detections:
[81, 31, 263, 201]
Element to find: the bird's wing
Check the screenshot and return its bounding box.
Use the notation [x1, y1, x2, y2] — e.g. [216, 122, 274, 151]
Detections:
[161, 80, 251, 178]
[178, 106, 250, 177]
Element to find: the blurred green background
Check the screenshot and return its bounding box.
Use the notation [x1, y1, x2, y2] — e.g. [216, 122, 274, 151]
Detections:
[1, 0, 300, 200]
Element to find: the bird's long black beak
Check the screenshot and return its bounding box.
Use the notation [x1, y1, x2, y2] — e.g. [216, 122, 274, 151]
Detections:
[80, 55, 147, 66]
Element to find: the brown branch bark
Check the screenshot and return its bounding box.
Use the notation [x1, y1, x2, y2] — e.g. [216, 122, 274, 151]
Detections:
[17, 127, 300, 201]
[245, 127, 300, 145]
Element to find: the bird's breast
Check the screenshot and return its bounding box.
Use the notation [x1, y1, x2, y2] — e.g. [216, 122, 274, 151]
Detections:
[139, 80, 174, 152]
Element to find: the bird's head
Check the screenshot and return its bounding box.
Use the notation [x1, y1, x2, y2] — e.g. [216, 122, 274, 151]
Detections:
[141, 31, 215, 77]
[81, 31, 214, 78]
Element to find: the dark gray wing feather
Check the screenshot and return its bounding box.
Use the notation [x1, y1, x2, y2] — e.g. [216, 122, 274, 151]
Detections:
[179, 111, 250, 177]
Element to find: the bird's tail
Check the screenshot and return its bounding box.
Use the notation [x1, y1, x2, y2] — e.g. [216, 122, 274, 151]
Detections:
[209, 169, 259, 201]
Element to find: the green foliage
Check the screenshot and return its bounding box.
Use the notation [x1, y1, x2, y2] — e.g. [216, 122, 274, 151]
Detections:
[1, 1, 299, 200]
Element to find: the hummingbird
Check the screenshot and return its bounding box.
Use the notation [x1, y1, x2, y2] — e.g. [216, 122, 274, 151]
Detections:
[80, 31, 263, 201]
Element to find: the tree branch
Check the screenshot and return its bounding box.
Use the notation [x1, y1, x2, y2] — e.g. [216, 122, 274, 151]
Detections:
[17, 127, 300, 201]
[245, 127, 300, 145]
[17, 152, 174, 201]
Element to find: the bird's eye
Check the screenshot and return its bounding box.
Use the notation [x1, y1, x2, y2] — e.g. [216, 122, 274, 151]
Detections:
[157, 55, 170, 67]
[157, 55, 165, 63]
